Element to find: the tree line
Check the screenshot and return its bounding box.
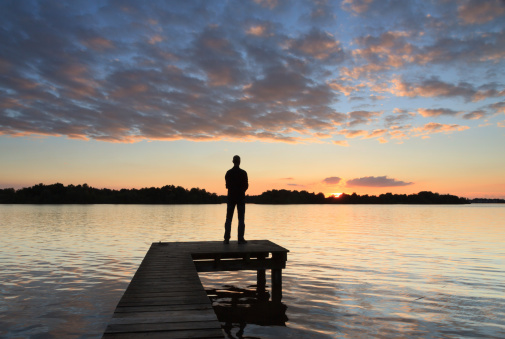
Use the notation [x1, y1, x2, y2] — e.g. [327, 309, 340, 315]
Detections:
[247, 189, 470, 204]
[0, 183, 221, 204]
[0, 183, 479, 204]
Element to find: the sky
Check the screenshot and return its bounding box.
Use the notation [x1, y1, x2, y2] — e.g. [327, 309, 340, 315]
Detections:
[1, 0, 505, 199]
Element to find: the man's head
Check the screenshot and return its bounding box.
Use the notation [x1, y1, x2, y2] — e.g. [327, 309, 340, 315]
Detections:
[233, 155, 241, 166]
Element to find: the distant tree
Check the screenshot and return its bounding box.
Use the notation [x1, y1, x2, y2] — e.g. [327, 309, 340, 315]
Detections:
[0, 183, 222, 204]
[0, 185, 470, 205]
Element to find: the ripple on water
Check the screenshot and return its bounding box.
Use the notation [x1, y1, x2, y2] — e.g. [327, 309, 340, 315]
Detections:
[1, 204, 505, 338]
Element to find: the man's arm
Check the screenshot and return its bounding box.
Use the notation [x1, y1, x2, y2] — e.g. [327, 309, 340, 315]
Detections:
[244, 171, 249, 192]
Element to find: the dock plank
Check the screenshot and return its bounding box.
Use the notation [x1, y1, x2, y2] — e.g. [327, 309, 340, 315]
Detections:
[103, 240, 288, 338]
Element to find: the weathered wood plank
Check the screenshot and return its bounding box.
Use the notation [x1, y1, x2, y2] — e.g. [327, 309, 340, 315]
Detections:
[118, 296, 210, 307]
[109, 311, 218, 325]
[103, 328, 225, 338]
[113, 304, 213, 313]
[193, 258, 286, 272]
[124, 284, 204, 292]
[103, 240, 288, 339]
[111, 309, 217, 320]
[122, 291, 208, 298]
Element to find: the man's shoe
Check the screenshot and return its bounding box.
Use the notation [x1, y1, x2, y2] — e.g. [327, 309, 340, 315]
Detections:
[223, 239, 229, 244]
[238, 239, 247, 244]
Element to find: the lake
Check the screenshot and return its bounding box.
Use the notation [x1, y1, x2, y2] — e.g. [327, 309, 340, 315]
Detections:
[1, 204, 504, 338]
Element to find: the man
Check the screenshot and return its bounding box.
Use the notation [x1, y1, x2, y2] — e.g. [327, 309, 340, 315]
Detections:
[224, 155, 248, 244]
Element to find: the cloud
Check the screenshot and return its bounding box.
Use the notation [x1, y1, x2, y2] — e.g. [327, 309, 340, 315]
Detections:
[81, 37, 115, 51]
[339, 129, 367, 138]
[389, 77, 505, 102]
[458, 0, 505, 24]
[0, 1, 503, 145]
[417, 108, 462, 117]
[388, 128, 409, 140]
[463, 110, 486, 120]
[323, 177, 342, 185]
[498, 120, 505, 127]
[328, 81, 364, 96]
[413, 122, 470, 135]
[348, 27, 505, 78]
[353, 31, 415, 69]
[414, 30, 505, 64]
[489, 101, 505, 114]
[347, 110, 381, 126]
[287, 183, 305, 187]
[346, 176, 413, 187]
[306, 0, 338, 23]
[385, 109, 416, 126]
[254, 0, 280, 10]
[286, 28, 345, 62]
[342, 0, 374, 14]
[246, 24, 270, 37]
[0, 2, 348, 143]
[363, 129, 388, 139]
[332, 140, 349, 146]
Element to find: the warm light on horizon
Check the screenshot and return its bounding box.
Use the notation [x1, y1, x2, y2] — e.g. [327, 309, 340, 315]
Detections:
[0, 1, 504, 200]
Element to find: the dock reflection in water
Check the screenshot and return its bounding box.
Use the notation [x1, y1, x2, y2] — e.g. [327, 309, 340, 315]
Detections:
[206, 284, 288, 339]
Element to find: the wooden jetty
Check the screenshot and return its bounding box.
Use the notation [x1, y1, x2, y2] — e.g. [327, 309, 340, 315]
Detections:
[103, 240, 289, 338]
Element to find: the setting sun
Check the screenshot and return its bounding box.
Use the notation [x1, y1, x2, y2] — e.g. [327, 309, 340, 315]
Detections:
[330, 193, 343, 198]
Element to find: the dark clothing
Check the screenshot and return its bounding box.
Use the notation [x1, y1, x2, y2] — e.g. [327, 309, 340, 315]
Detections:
[225, 167, 248, 201]
[224, 166, 248, 241]
[224, 200, 245, 241]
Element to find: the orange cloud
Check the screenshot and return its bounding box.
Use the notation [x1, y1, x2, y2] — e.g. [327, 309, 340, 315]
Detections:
[339, 129, 367, 138]
[463, 110, 486, 120]
[390, 77, 505, 102]
[246, 25, 269, 37]
[364, 129, 388, 139]
[328, 81, 364, 96]
[413, 122, 470, 135]
[332, 140, 349, 146]
[417, 108, 462, 117]
[353, 31, 415, 68]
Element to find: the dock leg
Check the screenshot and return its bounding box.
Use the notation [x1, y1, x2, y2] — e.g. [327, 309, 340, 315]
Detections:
[271, 268, 282, 302]
[257, 268, 267, 300]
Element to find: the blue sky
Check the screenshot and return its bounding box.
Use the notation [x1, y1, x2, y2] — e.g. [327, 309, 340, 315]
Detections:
[1, 0, 504, 198]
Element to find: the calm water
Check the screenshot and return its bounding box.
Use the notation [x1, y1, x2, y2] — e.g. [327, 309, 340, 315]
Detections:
[1, 204, 504, 338]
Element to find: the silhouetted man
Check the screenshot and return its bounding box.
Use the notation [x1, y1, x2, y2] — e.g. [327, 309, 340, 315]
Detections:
[224, 155, 248, 244]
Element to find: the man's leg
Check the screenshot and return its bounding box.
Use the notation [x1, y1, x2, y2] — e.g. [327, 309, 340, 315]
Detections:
[224, 200, 236, 241]
[237, 201, 246, 242]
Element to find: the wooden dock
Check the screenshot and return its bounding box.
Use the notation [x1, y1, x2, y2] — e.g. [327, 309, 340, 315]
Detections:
[103, 240, 289, 338]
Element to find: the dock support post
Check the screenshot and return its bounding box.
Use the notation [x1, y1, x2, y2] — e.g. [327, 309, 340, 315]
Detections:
[271, 268, 282, 302]
[257, 268, 267, 299]
[256, 253, 267, 300]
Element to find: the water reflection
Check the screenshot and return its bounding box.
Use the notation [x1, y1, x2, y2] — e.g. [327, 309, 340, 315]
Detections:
[206, 285, 288, 339]
[1, 204, 505, 338]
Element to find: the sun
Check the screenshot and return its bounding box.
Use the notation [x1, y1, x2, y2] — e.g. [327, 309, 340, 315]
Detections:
[330, 192, 343, 198]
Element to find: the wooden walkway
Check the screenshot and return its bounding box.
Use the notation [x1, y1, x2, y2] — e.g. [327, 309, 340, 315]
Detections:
[103, 240, 289, 338]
